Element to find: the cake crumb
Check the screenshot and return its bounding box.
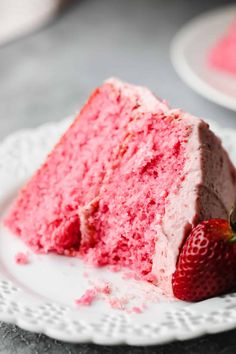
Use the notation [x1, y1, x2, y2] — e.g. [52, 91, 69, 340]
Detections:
[97, 283, 112, 295]
[75, 289, 97, 306]
[145, 273, 158, 283]
[108, 297, 128, 310]
[15, 252, 29, 265]
[132, 306, 142, 314]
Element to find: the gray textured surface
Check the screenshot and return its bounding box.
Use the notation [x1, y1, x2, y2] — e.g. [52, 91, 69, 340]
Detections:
[0, 322, 236, 353]
[1, 0, 236, 352]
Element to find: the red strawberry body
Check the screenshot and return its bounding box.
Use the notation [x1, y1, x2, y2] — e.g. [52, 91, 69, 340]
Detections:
[172, 219, 236, 301]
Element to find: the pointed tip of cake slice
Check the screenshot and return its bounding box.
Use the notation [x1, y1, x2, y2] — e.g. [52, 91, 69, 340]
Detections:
[104, 77, 169, 113]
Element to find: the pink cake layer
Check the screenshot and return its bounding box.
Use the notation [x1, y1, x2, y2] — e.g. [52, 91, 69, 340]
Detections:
[208, 20, 236, 75]
[5, 78, 236, 295]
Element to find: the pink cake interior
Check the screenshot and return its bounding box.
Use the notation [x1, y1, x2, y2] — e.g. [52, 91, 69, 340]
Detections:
[6, 83, 145, 252]
[5, 80, 190, 281]
[82, 112, 189, 280]
[208, 20, 236, 75]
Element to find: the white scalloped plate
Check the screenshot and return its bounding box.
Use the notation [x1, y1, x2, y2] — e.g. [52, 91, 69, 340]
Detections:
[1, 118, 236, 346]
[171, 5, 236, 111]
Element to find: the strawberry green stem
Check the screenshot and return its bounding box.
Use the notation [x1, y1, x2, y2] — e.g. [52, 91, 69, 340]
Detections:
[230, 208, 236, 233]
[229, 234, 236, 243]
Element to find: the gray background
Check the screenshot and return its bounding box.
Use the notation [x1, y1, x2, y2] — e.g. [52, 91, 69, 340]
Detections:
[0, 0, 236, 352]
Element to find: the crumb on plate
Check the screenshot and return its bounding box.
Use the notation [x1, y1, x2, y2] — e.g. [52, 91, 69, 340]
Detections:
[108, 297, 128, 310]
[75, 289, 97, 306]
[96, 283, 112, 295]
[132, 306, 142, 314]
[15, 252, 29, 265]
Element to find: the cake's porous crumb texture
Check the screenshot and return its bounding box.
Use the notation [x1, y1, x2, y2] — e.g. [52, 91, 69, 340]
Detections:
[84, 110, 188, 280]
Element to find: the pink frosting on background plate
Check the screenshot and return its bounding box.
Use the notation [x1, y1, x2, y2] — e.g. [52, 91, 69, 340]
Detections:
[208, 20, 236, 75]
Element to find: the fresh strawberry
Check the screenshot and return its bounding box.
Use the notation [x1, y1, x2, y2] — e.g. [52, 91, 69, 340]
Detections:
[172, 216, 236, 301]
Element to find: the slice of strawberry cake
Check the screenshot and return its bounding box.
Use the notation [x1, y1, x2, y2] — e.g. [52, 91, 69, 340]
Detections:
[4, 78, 236, 295]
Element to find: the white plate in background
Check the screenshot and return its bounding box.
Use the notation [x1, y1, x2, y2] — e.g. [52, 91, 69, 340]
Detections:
[171, 5, 236, 111]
